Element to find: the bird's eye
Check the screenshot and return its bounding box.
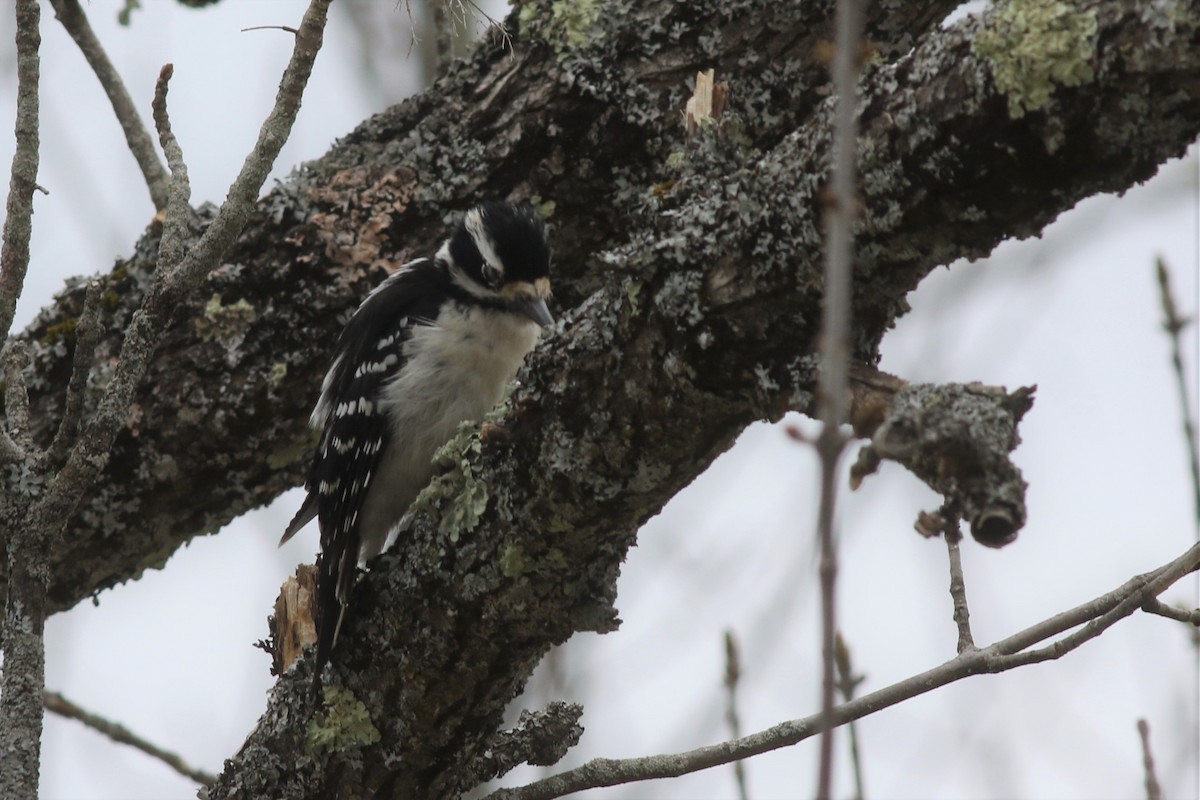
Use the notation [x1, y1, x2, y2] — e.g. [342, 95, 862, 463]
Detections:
[482, 263, 502, 287]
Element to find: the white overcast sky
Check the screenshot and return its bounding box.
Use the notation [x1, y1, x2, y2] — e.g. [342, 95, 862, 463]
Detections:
[1, 2, 1197, 799]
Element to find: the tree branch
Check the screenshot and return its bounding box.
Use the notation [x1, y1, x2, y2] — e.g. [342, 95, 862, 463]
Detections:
[1136, 718, 1163, 800]
[43, 690, 215, 786]
[1154, 257, 1200, 528]
[48, 0, 171, 212]
[1140, 598, 1200, 626]
[2, 341, 33, 456]
[44, 280, 103, 467]
[484, 541, 1200, 800]
[944, 520, 975, 653]
[722, 630, 748, 800]
[0, 0, 41, 345]
[814, 0, 866, 792]
[0, 2, 44, 796]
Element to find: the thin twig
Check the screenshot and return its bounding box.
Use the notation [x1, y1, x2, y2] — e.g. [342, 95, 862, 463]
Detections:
[151, 64, 191, 271]
[429, 0, 455, 78]
[0, 346, 29, 462]
[0, 0, 41, 345]
[43, 691, 215, 786]
[1140, 597, 1200, 625]
[833, 633, 866, 800]
[48, 0, 170, 211]
[159, 0, 331, 298]
[483, 541, 1200, 800]
[0, 7, 43, 797]
[241, 25, 299, 34]
[814, 0, 867, 797]
[3, 341, 34, 454]
[989, 544, 1200, 668]
[944, 522, 975, 653]
[722, 630, 749, 800]
[1155, 257, 1200, 530]
[1136, 719, 1163, 800]
[45, 280, 104, 467]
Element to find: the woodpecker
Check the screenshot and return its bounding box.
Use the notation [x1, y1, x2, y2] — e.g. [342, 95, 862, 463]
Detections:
[281, 201, 553, 682]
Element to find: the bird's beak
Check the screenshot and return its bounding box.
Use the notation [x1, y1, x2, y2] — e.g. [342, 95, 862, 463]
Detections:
[514, 295, 554, 328]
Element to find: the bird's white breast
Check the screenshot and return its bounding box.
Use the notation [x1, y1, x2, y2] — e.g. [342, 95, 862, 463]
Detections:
[355, 305, 540, 560]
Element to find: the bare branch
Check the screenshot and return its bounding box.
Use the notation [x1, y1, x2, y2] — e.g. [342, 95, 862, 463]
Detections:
[1136, 719, 1163, 800]
[833, 633, 866, 800]
[1141, 598, 1200, 626]
[0, 3, 44, 797]
[428, 0, 454, 78]
[465, 703, 585, 786]
[241, 25, 300, 34]
[45, 280, 103, 467]
[485, 542, 1200, 800]
[48, 0, 170, 212]
[61, 0, 331, 507]
[852, 380, 1035, 548]
[0, 0, 41, 345]
[43, 691, 215, 786]
[160, 0, 331, 298]
[815, 1, 867, 795]
[1155, 257, 1200, 529]
[989, 544, 1200, 667]
[151, 63, 191, 271]
[723, 630, 749, 800]
[2, 341, 34, 455]
[944, 519, 975, 652]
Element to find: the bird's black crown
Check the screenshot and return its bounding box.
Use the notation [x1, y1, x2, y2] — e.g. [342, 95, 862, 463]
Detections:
[447, 201, 550, 288]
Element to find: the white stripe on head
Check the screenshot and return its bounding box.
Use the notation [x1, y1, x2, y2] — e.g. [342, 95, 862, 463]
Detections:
[465, 207, 504, 277]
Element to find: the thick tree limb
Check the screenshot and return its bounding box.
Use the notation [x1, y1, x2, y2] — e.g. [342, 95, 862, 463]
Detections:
[4, 0, 1194, 624]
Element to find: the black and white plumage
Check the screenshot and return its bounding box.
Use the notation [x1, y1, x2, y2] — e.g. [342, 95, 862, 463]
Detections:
[281, 201, 553, 682]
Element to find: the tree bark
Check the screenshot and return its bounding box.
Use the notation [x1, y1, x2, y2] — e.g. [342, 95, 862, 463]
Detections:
[2, 1, 1197, 797]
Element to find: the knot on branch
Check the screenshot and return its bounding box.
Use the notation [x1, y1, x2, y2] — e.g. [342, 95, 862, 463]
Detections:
[465, 701, 585, 788]
[851, 379, 1035, 547]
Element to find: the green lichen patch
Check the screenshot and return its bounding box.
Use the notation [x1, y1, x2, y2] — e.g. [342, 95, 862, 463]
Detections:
[973, 0, 1097, 119]
[267, 361, 288, 390]
[529, 194, 557, 220]
[40, 317, 78, 348]
[501, 543, 528, 578]
[519, 0, 603, 57]
[195, 294, 257, 349]
[267, 426, 319, 471]
[412, 422, 490, 543]
[306, 685, 381, 755]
